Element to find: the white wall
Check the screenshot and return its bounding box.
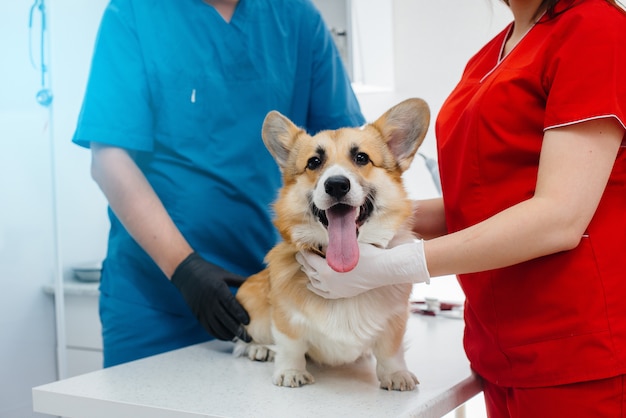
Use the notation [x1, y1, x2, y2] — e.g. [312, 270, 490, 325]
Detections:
[48, 0, 110, 271]
[1, 3, 57, 416]
[0, 1, 107, 416]
[355, 0, 512, 301]
[0, 1, 511, 416]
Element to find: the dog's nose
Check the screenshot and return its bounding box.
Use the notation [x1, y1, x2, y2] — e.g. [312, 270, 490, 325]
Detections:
[324, 175, 351, 199]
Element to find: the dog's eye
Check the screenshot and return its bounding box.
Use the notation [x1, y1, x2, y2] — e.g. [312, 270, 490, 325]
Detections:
[355, 152, 370, 166]
[307, 156, 322, 170]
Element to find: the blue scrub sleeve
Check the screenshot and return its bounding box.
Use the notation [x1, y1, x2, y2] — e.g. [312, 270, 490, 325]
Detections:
[73, 1, 154, 151]
[304, 3, 365, 132]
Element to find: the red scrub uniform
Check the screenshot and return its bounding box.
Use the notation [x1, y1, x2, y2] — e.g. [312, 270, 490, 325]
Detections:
[436, 0, 626, 411]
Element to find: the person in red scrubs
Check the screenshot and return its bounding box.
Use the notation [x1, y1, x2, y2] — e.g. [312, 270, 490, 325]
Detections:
[299, 0, 626, 415]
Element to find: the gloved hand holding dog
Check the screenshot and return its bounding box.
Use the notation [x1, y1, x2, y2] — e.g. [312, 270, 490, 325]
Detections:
[171, 252, 251, 342]
[298, 240, 431, 299]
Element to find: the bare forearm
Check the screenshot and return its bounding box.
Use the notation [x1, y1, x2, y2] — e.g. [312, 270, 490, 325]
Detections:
[409, 194, 568, 277]
[424, 118, 623, 278]
[411, 198, 447, 239]
[90, 144, 192, 278]
[424, 197, 573, 277]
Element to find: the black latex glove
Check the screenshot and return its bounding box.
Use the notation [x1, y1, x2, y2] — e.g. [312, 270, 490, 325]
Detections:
[171, 252, 251, 342]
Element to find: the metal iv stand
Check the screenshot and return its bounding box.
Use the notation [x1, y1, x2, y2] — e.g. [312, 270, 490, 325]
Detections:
[30, 0, 68, 380]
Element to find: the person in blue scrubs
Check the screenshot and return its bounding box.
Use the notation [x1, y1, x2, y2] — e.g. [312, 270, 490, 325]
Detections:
[73, 0, 365, 367]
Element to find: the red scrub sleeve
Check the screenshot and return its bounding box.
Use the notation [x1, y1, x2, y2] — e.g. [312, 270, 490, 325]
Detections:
[543, 4, 626, 131]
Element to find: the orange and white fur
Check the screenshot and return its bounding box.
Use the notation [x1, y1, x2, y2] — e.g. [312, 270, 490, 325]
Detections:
[235, 98, 430, 390]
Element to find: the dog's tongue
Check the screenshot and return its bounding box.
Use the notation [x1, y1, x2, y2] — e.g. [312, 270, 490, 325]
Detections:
[326, 205, 359, 272]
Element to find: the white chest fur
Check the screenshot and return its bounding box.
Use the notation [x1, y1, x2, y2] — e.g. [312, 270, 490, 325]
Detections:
[278, 284, 412, 366]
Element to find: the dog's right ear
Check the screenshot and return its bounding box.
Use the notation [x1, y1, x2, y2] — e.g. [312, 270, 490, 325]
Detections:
[262, 111, 304, 170]
[372, 98, 430, 172]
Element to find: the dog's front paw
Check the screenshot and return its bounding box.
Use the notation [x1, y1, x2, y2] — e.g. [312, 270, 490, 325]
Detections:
[233, 341, 275, 362]
[379, 370, 419, 391]
[233, 341, 274, 361]
[247, 344, 275, 362]
[272, 369, 315, 388]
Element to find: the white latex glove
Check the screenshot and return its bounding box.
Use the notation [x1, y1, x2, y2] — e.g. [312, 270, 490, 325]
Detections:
[297, 240, 430, 299]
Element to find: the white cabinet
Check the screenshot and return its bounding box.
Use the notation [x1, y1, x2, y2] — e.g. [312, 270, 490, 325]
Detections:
[44, 281, 103, 377]
[65, 291, 103, 376]
[66, 347, 102, 377]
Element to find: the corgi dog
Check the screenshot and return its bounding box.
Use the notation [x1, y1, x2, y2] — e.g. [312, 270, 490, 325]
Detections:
[235, 98, 430, 391]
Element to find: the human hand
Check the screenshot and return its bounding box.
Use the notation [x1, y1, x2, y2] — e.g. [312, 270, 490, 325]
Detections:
[297, 240, 430, 299]
[171, 252, 251, 342]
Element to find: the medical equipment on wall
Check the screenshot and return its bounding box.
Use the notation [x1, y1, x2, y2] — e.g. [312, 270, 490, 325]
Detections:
[419, 153, 442, 195]
[28, 0, 68, 379]
[29, 0, 53, 107]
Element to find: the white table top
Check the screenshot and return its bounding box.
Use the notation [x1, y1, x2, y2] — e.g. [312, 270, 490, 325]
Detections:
[33, 313, 480, 418]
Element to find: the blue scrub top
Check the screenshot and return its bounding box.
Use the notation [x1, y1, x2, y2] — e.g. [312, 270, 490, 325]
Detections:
[73, 0, 364, 316]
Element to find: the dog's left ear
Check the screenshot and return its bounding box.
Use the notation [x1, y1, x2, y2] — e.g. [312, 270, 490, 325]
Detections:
[372, 98, 430, 172]
[262, 110, 304, 170]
